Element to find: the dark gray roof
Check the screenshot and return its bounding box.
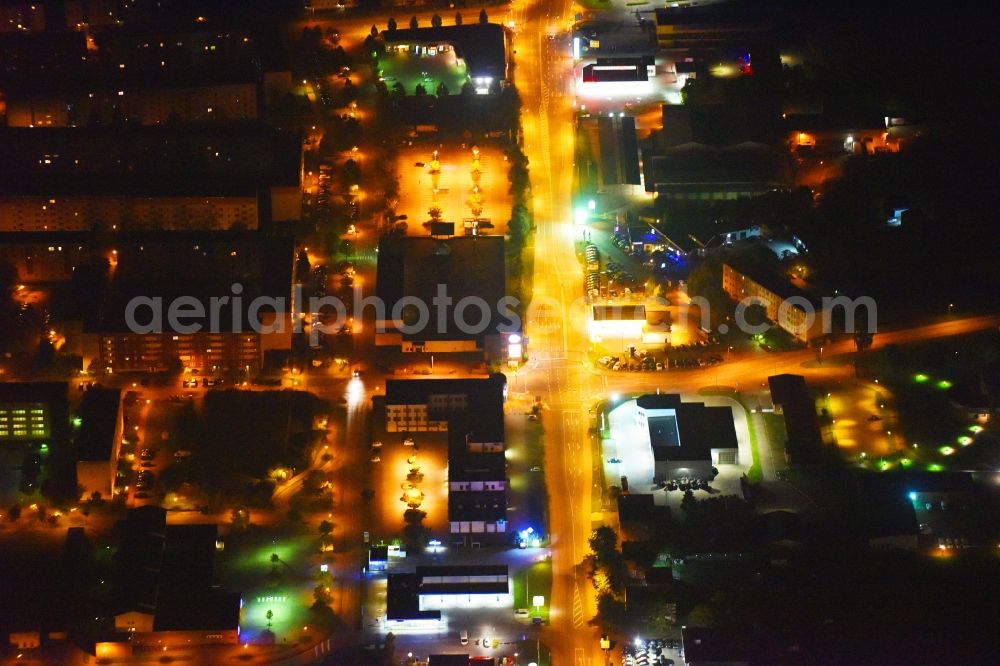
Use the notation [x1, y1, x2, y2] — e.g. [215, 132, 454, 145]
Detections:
[70, 231, 294, 333]
[681, 626, 754, 664]
[376, 235, 509, 342]
[385, 376, 506, 443]
[387, 573, 441, 621]
[617, 493, 657, 526]
[597, 115, 641, 185]
[153, 591, 241, 632]
[642, 142, 791, 194]
[74, 388, 121, 462]
[768, 373, 808, 406]
[637, 393, 738, 462]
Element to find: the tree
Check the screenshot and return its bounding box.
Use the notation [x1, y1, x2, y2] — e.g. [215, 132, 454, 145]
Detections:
[414, 83, 427, 96]
[479, 9, 488, 24]
[742, 302, 769, 329]
[370, 25, 378, 37]
[589, 525, 618, 558]
[265, 609, 273, 628]
[383, 632, 396, 666]
[270, 552, 280, 564]
[454, 12, 463, 25]
[681, 489, 697, 512]
[318, 520, 333, 536]
[392, 81, 405, 96]
[387, 17, 397, 32]
[590, 593, 627, 633]
[436, 81, 450, 96]
[231, 506, 250, 530]
[461, 80, 474, 96]
[409, 16, 418, 29]
[431, 13, 442, 27]
[312, 584, 332, 608]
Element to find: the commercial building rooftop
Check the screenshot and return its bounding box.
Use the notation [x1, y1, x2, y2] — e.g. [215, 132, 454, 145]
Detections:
[642, 141, 791, 195]
[384, 375, 506, 443]
[386, 573, 441, 621]
[153, 591, 241, 633]
[592, 304, 646, 321]
[415, 564, 509, 595]
[376, 235, 509, 342]
[637, 393, 738, 463]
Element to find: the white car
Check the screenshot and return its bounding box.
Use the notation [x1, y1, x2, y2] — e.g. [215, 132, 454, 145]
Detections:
[460, 630, 468, 645]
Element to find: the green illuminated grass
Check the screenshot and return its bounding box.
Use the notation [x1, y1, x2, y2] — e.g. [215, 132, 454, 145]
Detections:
[512, 559, 553, 623]
[378, 51, 468, 96]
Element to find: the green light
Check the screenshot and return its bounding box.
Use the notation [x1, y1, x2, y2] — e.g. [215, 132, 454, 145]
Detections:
[914, 373, 929, 383]
[39, 443, 49, 454]
[899, 457, 912, 467]
[957, 436, 973, 446]
[927, 463, 944, 472]
[968, 425, 983, 434]
[936, 380, 952, 389]
[939, 446, 955, 456]
[72, 417, 82, 427]
[877, 460, 890, 471]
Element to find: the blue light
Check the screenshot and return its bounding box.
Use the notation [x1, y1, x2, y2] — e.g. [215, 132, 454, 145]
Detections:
[908, 492, 917, 501]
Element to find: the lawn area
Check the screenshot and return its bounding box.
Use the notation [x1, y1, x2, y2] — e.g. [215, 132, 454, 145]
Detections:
[218, 526, 331, 643]
[377, 49, 468, 96]
[744, 409, 763, 483]
[760, 412, 788, 473]
[511, 558, 552, 623]
[577, 0, 613, 10]
[857, 331, 999, 471]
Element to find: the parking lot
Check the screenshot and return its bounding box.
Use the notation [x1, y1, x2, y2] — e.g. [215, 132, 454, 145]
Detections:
[396, 143, 513, 236]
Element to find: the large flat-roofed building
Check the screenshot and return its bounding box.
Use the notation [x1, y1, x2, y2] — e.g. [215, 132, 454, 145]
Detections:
[4, 75, 260, 128]
[635, 393, 738, 481]
[642, 141, 791, 199]
[66, 231, 295, 373]
[0, 232, 89, 283]
[381, 23, 510, 92]
[375, 236, 515, 358]
[0, 381, 69, 446]
[0, 125, 302, 228]
[654, 6, 770, 48]
[447, 413, 507, 543]
[589, 304, 647, 343]
[768, 374, 823, 464]
[722, 260, 827, 342]
[383, 375, 505, 438]
[107, 508, 241, 651]
[579, 114, 641, 190]
[381, 376, 508, 543]
[74, 387, 123, 499]
[582, 56, 655, 83]
[415, 565, 510, 610]
[3, 17, 291, 125]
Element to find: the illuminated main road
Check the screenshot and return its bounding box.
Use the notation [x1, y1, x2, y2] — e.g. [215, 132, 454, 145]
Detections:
[513, 1, 608, 664]
[511, 0, 1000, 660]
